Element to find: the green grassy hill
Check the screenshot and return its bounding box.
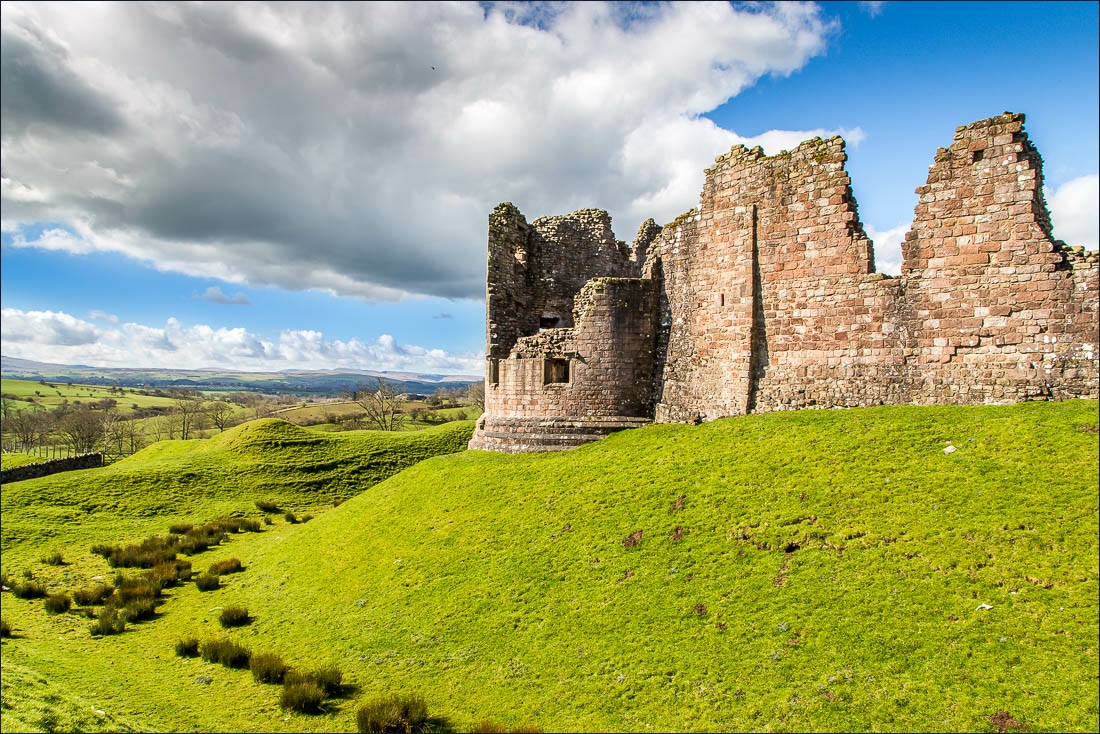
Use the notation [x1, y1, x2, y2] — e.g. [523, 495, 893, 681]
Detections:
[1, 402, 1097, 732]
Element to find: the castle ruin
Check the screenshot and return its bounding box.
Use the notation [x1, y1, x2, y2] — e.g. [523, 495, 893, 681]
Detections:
[469, 113, 1099, 453]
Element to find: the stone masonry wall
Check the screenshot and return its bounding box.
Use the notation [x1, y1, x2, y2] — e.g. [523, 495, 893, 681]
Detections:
[471, 112, 1099, 453]
[0, 453, 104, 484]
[899, 113, 1099, 402]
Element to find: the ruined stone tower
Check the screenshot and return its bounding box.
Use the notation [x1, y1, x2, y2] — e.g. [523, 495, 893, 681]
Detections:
[468, 113, 1099, 453]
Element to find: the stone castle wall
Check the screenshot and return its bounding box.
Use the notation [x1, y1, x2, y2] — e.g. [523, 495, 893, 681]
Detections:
[470, 113, 1099, 452]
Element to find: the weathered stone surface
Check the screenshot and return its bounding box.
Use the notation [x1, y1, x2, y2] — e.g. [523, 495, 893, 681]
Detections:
[470, 113, 1099, 452]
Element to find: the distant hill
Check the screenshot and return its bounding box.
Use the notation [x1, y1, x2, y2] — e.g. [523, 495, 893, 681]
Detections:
[0, 355, 480, 396]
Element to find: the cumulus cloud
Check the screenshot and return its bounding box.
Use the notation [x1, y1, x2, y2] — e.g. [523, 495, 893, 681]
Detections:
[0, 308, 481, 373]
[194, 286, 251, 305]
[1046, 175, 1100, 250]
[864, 222, 908, 276]
[0, 1, 837, 301]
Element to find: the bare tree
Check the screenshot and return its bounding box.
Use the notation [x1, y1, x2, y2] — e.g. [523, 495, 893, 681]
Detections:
[205, 400, 235, 431]
[4, 409, 48, 452]
[466, 381, 485, 410]
[173, 397, 204, 440]
[56, 408, 105, 454]
[347, 379, 407, 431]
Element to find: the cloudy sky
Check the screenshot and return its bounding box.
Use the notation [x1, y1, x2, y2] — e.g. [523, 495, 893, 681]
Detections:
[2, 1, 1097, 375]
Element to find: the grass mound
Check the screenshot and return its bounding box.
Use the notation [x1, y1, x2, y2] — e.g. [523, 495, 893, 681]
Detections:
[0, 419, 475, 562]
[0, 402, 1095, 732]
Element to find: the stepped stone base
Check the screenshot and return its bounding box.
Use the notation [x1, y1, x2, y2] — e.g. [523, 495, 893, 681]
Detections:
[468, 415, 651, 453]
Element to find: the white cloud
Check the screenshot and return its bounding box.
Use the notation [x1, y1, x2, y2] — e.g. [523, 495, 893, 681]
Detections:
[865, 222, 909, 276]
[0, 308, 481, 374]
[0, 1, 836, 301]
[87, 309, 119, 323]
[194, 286, 251, 305]
[859, 2, 885, 18]
[1046, 175, 1100, 250]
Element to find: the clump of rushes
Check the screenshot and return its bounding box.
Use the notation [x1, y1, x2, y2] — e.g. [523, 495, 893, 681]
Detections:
[208, 558, 243, 576]
[1, 618, 13, 638]
[44, 593, 71, 614]
[201, 638, 251, 668]
[255, 500, 281, 513]
[12, 580, 47, 599]
[250, 652, 288, 684]
[118, 597, 156, 623]
[470, 722, 545, 733]
[355, 694, 430, 733]
[218, 605, 250, 628]
[175, 636, 200, 657]
[281, 679, 326, 714]
[284, 512, 298, 524]
[194, 574, 220, 592]
[300, 514, 314, 523]
[73, 584, 115, 606]
[41, 551, 65, 566]
[89, 607, 125, 636]
[167, 523, 193, 535]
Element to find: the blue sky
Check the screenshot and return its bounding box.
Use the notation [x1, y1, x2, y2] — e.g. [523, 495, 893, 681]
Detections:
[2, 1, 1097, 374]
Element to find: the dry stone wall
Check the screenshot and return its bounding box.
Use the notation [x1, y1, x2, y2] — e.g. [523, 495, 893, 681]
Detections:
[470, 112, 1099, 452]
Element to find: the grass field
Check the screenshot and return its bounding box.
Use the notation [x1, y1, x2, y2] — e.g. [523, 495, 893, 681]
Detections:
[1, 401, 1097, 732]
[1, 379, 181, 415]
[0, 453, 39, 470]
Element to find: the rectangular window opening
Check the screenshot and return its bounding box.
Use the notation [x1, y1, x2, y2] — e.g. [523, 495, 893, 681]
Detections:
[488, 359, 499, 386]
[972, 149, 985, 163]
[544, 358, 570, 385]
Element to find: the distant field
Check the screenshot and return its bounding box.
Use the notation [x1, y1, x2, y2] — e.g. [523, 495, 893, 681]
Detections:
[1, 378, 180, 415]
[0, 402, 1096, 732]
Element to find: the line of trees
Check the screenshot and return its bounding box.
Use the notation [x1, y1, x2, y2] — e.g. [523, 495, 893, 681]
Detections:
[0, 389, 289, 461]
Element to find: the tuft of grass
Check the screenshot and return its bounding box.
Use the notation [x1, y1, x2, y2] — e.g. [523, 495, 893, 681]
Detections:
[355, 694, 429, 733]
[12, 580, 48, 599]
[255, 499, 281, 513]
[249, 652, 288, 684]
[200, 638, 251, 669]
[41, 551, 65, 566]
[218, 605, 250, 628]
[72, 584, 114, 606]
[280, 680, 325, 714]
[283, 512, 298, 524]
[43, 593, 71, 614]
[88, 607, 125, 637]
[167, 523, 193, 535]
[208, 557, 243, 576]
[118, 597, 156, 623]
[194, 574, 220, 592]
[111, 574, 161, 604]
[1, 617, 12, 637]
[470, 722, 544, 734]
[174, 636, 200, 658]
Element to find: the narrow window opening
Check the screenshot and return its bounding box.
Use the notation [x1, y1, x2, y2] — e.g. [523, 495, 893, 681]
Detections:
[719, 293, 725, 307]
[539, 315, 561, 331]
[544, 358, 570, 385]
[972, 149, 985, 163]
[488, 359, 499, 386]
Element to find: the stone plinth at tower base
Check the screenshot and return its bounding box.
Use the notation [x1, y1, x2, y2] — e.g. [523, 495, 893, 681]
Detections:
[468, 416, 652, 453]
[469, 112, 1099, 453]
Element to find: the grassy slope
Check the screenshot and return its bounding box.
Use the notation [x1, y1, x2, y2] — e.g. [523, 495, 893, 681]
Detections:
[1, 402, 1097, 733]
[0, 419, 476, 564]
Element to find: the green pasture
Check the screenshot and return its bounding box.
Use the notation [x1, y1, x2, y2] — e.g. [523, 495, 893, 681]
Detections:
[1, 402, 1096, 732]
[1, 379, 180, 415]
